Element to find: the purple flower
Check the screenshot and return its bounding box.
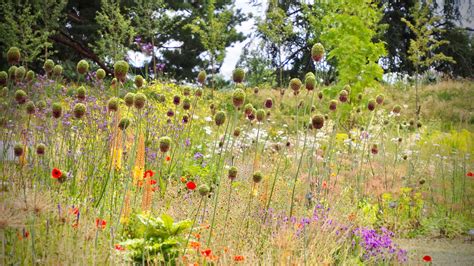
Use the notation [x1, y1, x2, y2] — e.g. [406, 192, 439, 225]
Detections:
[194, 152, 203, 160]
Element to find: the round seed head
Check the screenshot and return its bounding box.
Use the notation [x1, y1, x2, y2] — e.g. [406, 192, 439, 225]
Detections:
[392, 105, 401, 114]
[195, 88, 203, 97]
[183, 97, 191, 110]
[214, 111, 226, 126]
[76, 86, 86, 100]
[233, 127, 241, 137]
[198, 184, 210, 196]
[232, 68, 245, 83]
[134, 75, 144, 88]
[371, 144, 378, 155]
[244, 103, 253, 116]
[7, 47, 20, 65]
[134, 93, 147, 109]
[118, 117, 131, 130]
[0, 71, 7, 86]
[158, 94, 166, 103]
[53, 65, 63, 77]
[173, 95, 181, 106]
[43, 59, 54, 73]
[52, 103, 62, 118]
[232, 88, 245, 108]
[107, 97, 119, 112]
[25, 100, 35, 114]
[182, 114, 189, 124]
[264, 98, 273, 109]
[376, 94, 384, 105]
[305, 74, 316, 91]
[228, 166, 238, 180]
[76, 59, 89, 75]
[159, 136, 172, 153]
[252, 171, 263, 183]
[96, 68, 106, 80]
[247, 108, 256, 121]
[8, 66, 17, 80]
[256, 108, 265, 122]
[329, 99, 337, 111]
[367, 99, 376, 111]
[73, 103, 86, 119]
[36, 143, 46, 155]
[339, 89, 348, 103]
[197, 70, 206, 84]
[25, 70, 35, 82]
[14, 143, 23, 157]
[311, 114, 324, 129]
[36, 100, 46, 110]
[183, 87, 191, 96]
[254, 87, 259, 94]
[311, 43, 325, 62]
[122, 93, 134, 107]
[113, 60, 129, 82]
[14, 89, 27, 104]
[15, 66, 26, 81]
[289, 78, 302, 91]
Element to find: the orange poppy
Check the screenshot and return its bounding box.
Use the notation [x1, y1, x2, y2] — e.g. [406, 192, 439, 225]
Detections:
[234, 255, 245, 262]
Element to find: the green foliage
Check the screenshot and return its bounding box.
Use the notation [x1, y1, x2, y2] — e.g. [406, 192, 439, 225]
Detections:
[93, 0, 135, 61]
[380, 188, 424, 235]
[237, 43, 276, 87]
[120, 213, 191, 263]
[320, 0, 386, 96]
[401, 0, 455, 71]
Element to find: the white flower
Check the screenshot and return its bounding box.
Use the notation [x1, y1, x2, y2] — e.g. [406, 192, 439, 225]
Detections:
[203, 126, 212, 135]
[204, 116, 212, 122]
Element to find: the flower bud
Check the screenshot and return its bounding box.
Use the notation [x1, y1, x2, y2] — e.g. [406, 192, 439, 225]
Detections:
[8, 66, 17, 81]
[339, 90, 348, 103]
[311, 43, 324, 62]
[198, 184, 210, 196]
[214, 111, 226, 126]
[311, 114, 324, 129]
[14, 143, 23, 157]
[195, 88, 203, 97]
[367, 99, 376, 111]
[233, 127, 241, 137]
[254, 87, 259, 94]
[14, 89, 27, 104]
[183, 97, 191, 110]
[252, 171, 263, 183]
[166, 108, 174, 117]
[113, 60, 129, 82]
[73, 103, 86, 119]
[107, 97, 119, 112]
[76, 86, 86, 101]
[173, 95, 181, 106]
[305, 74, 316, 91]
[197, 70, 206, 84]
[76, 59, 89, 75]
[0, 71, 7, 86]
[289, 78, 302, 91]
[232, 89, 245, 108]
[25, 101, 35, 114]
[53, 65, 63, 77]
[134, 93, 147, 109]
[96, 69, 106, 80]
[228, 166, 238, 180]
[183, 87, 191, 96]
[376, 94, 384, 105]
[244, 103, 253, 116]
[329, 100, 337, 111]
[159, 136, 172, 152]
[15, 66, 26, 81]
[392, 105, 401, 114]
[7, 47, 20, 65]
[256, 109, 265, 122]
[232, 68, 245, 83]
[52, 103, 62, 118]
[264, 98, 273, 109]
[118, 117, 131, 130]
[36, 143, 46, 155]
[43, 59, 54, 74]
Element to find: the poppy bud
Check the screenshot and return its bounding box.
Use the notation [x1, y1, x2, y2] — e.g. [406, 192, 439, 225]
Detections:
[173, 95, 181, 106]
[14, 89, 27, 104]
[76, 86, 86, 101]
[76, 59, 89, 75]
[197, 70, 206, 84]
[289, 78, 302, 91]
[256, 109, 265, 122]
[198, 184, 210, 196]
[244, 103, 253, 116]
[329, 100, 337, 111]
[264, 98, 273, 109]
[228, 166, 238, 180]
[52, 103, 62, 118]
[124, 93, 135, 107]
[252, 172, 263, 183]
[367, 99, 376, 111]
[36, 143, 46, 155]
[392, 105, 401, 114]
[311, 114, 324, 129]
[134, 93, 147, 109]
[376, 94, 384, 105]
[73, 103, 86, 119]
[166, 108, 174, 117]
[339, 90, 348, 103]
[7, 47, 20, 65]
[118, 118, 131, 130]
[14, 143, 23, 157]
[25, 101, 35, 115]
[159, 136, 171, 152]
[232, 68, 245, 83]
[0, 71, 7, 86]
[305, 74, 316, 91]
[214, 111, 226, 126]
[233, 127, 241, 137]
[108, 97, 119, 112]
[113, 60, 129, 82]
[311, 43, 324, 62]
[134, 75, 144, 88]
[53, 65, 63, 77]
[96, 69, 106, 80]
[43, 59, 54, 74]
[232, 89, 245, 108]
[183, 98, 191, 110]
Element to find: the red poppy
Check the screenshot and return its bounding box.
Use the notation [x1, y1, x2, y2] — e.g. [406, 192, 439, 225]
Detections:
[322, 180, 328, 189]
[234, 255, 245, 262]
[96, 218, 106, 229]
[467, 171, 474, 177]
[166, 156, 171, 161]
[201, 249, 212, 257]
[23, 230, 29, 238]
[149, 179, 157, 185]
[69, 207, 79, 216]
[423, 255, 432, 262]
[115, 244, 125, 251]
[144, 170, 155, 178]
[52, 168, 62, 179]
[186, 181, 196, 190]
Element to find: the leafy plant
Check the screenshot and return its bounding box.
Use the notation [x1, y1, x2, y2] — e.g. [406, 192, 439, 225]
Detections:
[119, 213, 192, 263]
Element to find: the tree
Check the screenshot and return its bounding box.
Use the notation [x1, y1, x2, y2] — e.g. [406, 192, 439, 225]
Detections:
[237, 41, 275, 87]
[320, 0, 386, 96]
[186, 0, 236, 89]
[257, 0, 294, 87]
[93, 0, 135, 62]
[402, 0, 454, 120]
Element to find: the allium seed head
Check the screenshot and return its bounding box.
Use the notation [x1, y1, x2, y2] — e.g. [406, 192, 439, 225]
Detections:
[73, 103, 86, 119]
[15, 66, 26, 81]
[25, 101, 35, 114]
[232, 88, 245, 108]
[14, 89, 27, 104]
[376, 94, 384, 105]
[113, 60, 129, 82]
[52, 103, 62, 118]
[197, 70, 206, 84]
[252, 172, 263, 183]
[367, 99, 376, 111]
[107, 97, 119, 112]
[118, 118, 131, 130]
[214, 111, 226, 126]
[53, 65, 63, 77]
[8, 66, 17, 80]
[124, 93, 135, 107]
[159, 136, 172, 153]
[43, 59, 54, 73]
[76, 86, 86, 101]
[36, 143, 46, 155]
[256, 109, 265, 122]
[228, 166, 238, 180]
[329, 100, 337, 111]
[305, 74, 316, 91]
[134, 93, 147, 109]
[7, 47, 20, 65]
[14, 143, 23, 157]
[311, 114, 324, 129]
[96, 69, 106, 80]
[311, 43, 324, 62]
[76, 59, 89, 75]
[232, 68, 245, 83]
[0, 71, 7, 86]
[25, 70, 35, 82]
[289, 78, 302, 91]
[134, 75, 144, 88]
